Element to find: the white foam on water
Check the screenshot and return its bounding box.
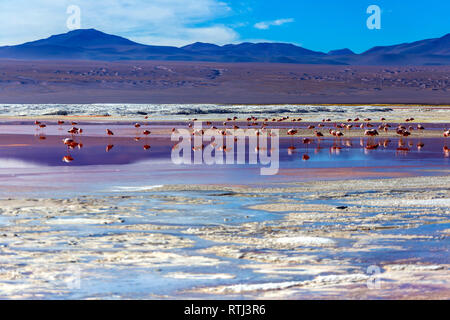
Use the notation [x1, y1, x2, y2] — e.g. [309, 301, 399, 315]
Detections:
[109, 185, 164, 192]
[0, 159, 41, 168]
[274, 236, 336, 246]
[0, 103, 396, 118]
[364, 198, 450, 207]
[46, 218, 115, 225]
[215, 274, 368, 293]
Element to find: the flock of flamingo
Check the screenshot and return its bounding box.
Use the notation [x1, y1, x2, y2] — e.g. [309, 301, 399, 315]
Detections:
[30, 116, 450, 163]
[184, 116, 449, 161]
[281, 117, 450, 160]
[32, 119, 153, 163]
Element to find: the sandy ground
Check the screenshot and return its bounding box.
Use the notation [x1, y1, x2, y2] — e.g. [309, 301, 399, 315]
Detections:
[0, 61, 449, 104]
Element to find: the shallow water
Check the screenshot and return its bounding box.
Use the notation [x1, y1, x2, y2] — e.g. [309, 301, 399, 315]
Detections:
[0, 126, 448, 197]
[0, 122, 448, 299]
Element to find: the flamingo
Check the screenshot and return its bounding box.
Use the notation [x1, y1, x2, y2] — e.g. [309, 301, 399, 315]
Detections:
[286, 128, 297, 149]
[381, 139, 391, 148]
[364, 129, 379, 136]
[63, 138, 74, 145]
[444, 146, 449, 157]
[287, 146, 296, 155]
[68, 141, 79, 149]
[444, 129, 450, 137]
[62, 138, 79, 149]
[417, 142, 425, 150]
[62, 155, 74, 163]
[106, 129, 114, 136]
[68, 127, 79, 135]
[314, 131, 324, 137]
[365, 144, 379, 150]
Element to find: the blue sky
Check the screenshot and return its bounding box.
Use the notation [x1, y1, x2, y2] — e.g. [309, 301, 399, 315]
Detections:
[0, 0, 449, 53]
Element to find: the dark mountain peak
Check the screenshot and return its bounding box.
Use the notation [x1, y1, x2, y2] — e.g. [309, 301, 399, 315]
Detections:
[221, 42, 325, 57]
[222, 42, 253, 49]
[182, 42, 221, 51]
[66, 28, 102, 35]
[361, 32, 450, 59]
[437, 33, 450, 44]
[224, 42, 296, 49]
[328, 48, 355, 56]
[22, 28, 141, 49]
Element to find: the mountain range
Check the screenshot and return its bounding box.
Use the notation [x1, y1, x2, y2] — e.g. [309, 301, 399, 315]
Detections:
[0, 29, 449, 65]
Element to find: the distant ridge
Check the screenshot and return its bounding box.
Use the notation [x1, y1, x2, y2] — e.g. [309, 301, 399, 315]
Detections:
[328, 48, 355, 56]
[0, 29, 448, 65]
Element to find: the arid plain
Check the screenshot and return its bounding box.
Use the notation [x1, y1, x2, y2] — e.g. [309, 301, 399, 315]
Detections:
[0, 60, 449, 104]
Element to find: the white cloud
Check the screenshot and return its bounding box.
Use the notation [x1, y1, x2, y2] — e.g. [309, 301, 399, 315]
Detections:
[131, 26, 238, 47]
[0, 0, 237, 46]
[254, 18, 294, 30]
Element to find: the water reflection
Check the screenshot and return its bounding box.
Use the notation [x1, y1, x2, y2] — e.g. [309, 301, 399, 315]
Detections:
[0, 133, 449, 169]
